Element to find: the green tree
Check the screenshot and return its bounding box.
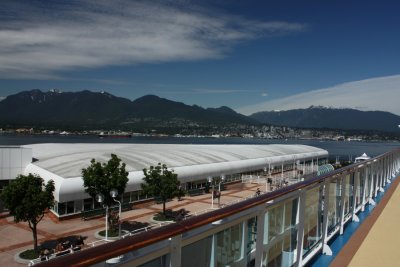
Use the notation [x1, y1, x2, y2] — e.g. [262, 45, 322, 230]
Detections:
[141, 163, 180, 215]
[0, 174, 55, 252]
[81, 154, 129, 231]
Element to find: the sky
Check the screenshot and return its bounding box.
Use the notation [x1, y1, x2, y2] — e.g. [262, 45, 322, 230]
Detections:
[1, 0, 400, 115]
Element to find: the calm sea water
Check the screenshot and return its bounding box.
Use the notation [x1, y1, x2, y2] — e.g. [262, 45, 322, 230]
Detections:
[1, 134, 399, 161]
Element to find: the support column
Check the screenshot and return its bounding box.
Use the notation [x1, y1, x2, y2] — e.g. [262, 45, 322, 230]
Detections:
[296, 191, 306, 267]
[351, 172, 359, 222]
[339, 175, 346, 235]
[387, 155, 392, 183]
[368, 164, 376, 206]
[170, 235, 182, 267]
[390, 154, 393, 177]
[361, 167, 367, 212]
[372, 162, 378, 198]
[378, 159, 384, 192]
[321, 182, 332, 255]
[255, 209, 266, 267]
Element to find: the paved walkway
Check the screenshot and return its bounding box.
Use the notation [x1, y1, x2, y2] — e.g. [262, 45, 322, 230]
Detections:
[331, 175, 400, 267]
[0, 182, 262, 266]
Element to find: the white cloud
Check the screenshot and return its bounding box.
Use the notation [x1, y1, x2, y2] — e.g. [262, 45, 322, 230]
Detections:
[191, 89, 255, 94]
[0, 0, 306, 79]
[237, 74, 400, 116]
[0, 97, 4, 101]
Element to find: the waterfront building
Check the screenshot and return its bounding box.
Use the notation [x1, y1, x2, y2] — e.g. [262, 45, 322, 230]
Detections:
[0, 143, 327, 219]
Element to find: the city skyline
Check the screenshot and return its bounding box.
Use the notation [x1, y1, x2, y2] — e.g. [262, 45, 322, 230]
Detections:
[1, 0, 400, 115]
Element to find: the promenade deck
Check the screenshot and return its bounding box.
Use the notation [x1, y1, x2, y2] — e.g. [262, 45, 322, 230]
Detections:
[0, 182, 261, 267]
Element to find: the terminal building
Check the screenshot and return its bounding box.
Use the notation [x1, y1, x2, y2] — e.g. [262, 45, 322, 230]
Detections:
[0, 143, 328, 218]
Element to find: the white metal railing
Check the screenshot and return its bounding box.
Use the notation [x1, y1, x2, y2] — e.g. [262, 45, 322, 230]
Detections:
[35, 149, 400, 267]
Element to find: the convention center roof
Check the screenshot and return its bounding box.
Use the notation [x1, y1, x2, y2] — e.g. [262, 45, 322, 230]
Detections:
[23, 143, 327, 178]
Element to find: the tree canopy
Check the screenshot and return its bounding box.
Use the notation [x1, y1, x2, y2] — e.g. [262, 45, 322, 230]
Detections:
[81, 154, 129, 206]
[0, 174, 55, 252]
[141, 163, 180, 215]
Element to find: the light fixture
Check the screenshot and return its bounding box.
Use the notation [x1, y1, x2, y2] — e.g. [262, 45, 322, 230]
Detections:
[95, 193, 104, 203]
[110, 188, 118, 198]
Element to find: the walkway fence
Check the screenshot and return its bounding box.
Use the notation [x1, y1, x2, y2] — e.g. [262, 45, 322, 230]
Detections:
[36, 148, 400, 267]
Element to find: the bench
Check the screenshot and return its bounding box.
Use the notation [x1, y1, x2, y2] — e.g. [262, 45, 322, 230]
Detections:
[80, 208, 105, 221]
[55, 250, 70, 257]
[121, 202, 132, 211]
[187, 188, 203, 197]
[154, 196, 164, 204]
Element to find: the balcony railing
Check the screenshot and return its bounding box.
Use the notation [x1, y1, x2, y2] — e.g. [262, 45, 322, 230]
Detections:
[36, 148, 400, 267]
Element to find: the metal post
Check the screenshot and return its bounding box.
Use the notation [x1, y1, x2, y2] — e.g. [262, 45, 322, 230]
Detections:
[339, 175, 346, 235]
[296, 190, 306, 267]
[321, 182, 332, 255]
[208, 176, 214, 209]
[361, 166, 367, 212]
[255, 208, 266, 267]
[368, 164, 376, 206]
[105, 205, 108, 241]
[211, 184, 214, 209]
[351, 172, 359, 222]
[311, 158, 314, 174]
[170, 235, 182, 267]
[113, 199, 122, 239]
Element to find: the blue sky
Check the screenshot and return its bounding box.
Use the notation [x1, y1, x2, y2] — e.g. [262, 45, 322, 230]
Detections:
[1, 0, 400, 115]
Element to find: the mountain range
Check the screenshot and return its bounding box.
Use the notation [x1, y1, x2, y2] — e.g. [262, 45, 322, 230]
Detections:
[1, 90, 399, 133]
[0, 89, 255, 129]
[250, 106, 400, 133]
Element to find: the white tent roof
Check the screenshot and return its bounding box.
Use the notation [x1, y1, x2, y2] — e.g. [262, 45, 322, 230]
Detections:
[22, 143, 328, 202]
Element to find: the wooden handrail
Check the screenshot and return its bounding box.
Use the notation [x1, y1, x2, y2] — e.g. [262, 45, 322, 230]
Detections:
[35, 148, 400, 267]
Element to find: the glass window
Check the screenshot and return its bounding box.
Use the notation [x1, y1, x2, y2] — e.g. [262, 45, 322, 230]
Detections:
[66, 201, 75, 214]
[343, 175, 351, 216]
[247, 217, 257, 256]
[138, 190, 147, 200]
[267, 204, 284, 242]
[123, 192, 131, 203]
[58, 202, 66, 215]
[263, 197, 299, 267]
[327, 178, 341, 233]
[355, 171, 362, 207]
[138, 254, 170, 267]
[53, 201, 58, 213]
[182, 236, 213, 267]
[303, 186, 323, 257]
[215, 222, 243, 267]
[84, 198, 93, 211]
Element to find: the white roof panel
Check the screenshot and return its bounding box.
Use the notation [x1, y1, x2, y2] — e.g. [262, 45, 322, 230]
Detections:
[23, 143, 327, 178]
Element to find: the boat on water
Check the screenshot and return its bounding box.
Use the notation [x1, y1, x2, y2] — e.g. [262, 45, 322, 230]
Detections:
[354, 153, 371, 163]
[98, 132, 132, 138]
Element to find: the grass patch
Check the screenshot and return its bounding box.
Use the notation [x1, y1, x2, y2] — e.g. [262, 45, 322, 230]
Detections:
[98, 229, 119, 237]
[153, 209, 189, 222]
[153, 213, 173, 221]
[19, 249, 40, 260]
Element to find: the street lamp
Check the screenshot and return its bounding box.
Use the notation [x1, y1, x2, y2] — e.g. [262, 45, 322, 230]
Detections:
[208, 176, 214, 209]
[110, 189, 122, 239]
[95, 193, 108, 241]
[95, 189, 122, 241]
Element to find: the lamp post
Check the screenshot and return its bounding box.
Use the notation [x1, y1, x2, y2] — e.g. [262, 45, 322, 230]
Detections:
[208, 176, 214, 209]
[95, 193, 108, 241]
[218, 175, 225, 208]
[96, 189, 122, 241]
[110, 189, 122, 240]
